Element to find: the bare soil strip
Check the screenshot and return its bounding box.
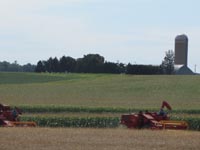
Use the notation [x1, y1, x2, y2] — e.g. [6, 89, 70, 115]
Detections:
[0, 128, 199, 150]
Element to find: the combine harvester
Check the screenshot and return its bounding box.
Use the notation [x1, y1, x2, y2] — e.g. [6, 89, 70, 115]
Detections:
[120, 101, 188, 130]
[0, 104, 36, 127]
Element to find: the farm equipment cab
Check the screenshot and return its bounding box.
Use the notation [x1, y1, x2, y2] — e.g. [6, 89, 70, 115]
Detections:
[0, 103, 36, 127]
[120, 101, 188, 130]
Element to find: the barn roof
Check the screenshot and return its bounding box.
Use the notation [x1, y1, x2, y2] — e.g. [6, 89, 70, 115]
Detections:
[174, 65, 194, 75]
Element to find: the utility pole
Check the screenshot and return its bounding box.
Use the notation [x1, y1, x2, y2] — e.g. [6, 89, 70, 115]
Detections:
[194, 64, 197, 73]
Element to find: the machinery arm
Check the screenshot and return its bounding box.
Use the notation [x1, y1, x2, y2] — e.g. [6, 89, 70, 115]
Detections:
[161, 101, 172, 110]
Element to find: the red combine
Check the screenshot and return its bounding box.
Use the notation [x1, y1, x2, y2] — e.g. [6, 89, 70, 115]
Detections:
[120, 101, 188, 130]
[0, 103, 36, 127]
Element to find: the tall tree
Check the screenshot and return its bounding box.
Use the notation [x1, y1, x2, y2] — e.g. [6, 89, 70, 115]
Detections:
[0, 61, 9, 71]
[161, 50, 175, 74]
[52, 57, 60, 72]
[75, 54, 105, 73]
[45, 57, 53, 73]
[103, 62, 120, 73]
[59, 56, 76, 72]
[22, 63, 36, 72]
[35, 61, 45, 72]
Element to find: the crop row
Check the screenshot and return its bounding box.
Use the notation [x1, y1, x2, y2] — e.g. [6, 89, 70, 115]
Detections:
[21, 116, 200, 130]
[18, 105, 200, 114]
[21, 116, 120, 128]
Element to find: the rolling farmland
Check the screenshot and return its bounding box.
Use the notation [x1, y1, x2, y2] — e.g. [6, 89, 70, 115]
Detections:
[0, 72, 200, 109]
[0, 72, 200, 149]
[0, 72, 200, 129]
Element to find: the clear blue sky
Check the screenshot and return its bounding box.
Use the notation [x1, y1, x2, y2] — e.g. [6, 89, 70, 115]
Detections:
[0, 0, 200, 72]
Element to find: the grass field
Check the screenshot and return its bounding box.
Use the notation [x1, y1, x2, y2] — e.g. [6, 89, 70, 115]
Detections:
[0, 128, 199, 150]
[0, 73, 199, 149]
[0, 72, 200, 109]
[0, 72, 200, 129]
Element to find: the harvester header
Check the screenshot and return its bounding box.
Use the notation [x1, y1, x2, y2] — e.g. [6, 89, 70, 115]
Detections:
[120, 101, 188, 130]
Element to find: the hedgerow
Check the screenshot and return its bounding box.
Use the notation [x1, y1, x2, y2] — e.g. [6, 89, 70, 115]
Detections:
[17, 105, 200, 114]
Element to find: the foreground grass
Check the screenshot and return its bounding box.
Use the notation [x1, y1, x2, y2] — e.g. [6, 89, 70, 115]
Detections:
[0, 128, 199, 150]
[0, 72, 200, 109]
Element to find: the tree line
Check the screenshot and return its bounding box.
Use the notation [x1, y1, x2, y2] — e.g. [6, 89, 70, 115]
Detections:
[35, 54, 125, 74]
[0, 61, 36, 72]
[35, 51, 174, 75]
[0, 50, 174, 74]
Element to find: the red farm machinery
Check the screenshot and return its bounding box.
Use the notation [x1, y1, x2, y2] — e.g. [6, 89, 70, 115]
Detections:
[0, 104, 36, 127]
[120, 101, 188, 130]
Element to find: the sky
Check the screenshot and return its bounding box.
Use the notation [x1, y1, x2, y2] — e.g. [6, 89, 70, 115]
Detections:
[0, 0, 200, 72]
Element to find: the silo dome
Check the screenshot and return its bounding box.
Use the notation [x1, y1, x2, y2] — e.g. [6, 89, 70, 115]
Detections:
[175, 34, 188, 41]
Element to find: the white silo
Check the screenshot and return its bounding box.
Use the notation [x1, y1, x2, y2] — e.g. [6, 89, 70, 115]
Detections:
[175, 34, 188, 66]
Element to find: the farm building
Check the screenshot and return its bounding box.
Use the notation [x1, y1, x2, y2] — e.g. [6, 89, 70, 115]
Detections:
[174, 65, 194, 75]
[174, 34, 194, 75]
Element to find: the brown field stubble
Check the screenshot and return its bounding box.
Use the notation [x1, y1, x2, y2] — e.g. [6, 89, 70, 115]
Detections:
[0, 128, 199, 150]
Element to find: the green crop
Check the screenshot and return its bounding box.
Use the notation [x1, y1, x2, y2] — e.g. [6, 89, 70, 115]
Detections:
[16, 105, 200, 114]
[21, 116, 120, 128]
[1, 73, 200, 109]
[21, 116, 200, 130]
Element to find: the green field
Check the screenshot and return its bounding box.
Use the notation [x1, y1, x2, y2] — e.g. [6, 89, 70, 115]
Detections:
[0, 72, 200, 109]
[0, 72, 200, 129]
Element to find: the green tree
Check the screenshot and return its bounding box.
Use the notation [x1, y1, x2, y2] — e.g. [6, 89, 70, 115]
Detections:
[161, 50, 175, 74]
[22, 63, 36, 72]
[103, 62, 125, 73]
[45, 57, 53, 73]
[52, 57, 60, 72]
[59, 56, 76, 72]
[75, 54, 105, 73]
[0, 61, 9, 71]
[35, 61, 46, 72]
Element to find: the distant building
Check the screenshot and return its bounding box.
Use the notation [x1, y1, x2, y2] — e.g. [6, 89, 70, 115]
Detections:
[174, 34, 194, 75]
[174, 65, 193, 75]
[175, 34, 188, 66]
